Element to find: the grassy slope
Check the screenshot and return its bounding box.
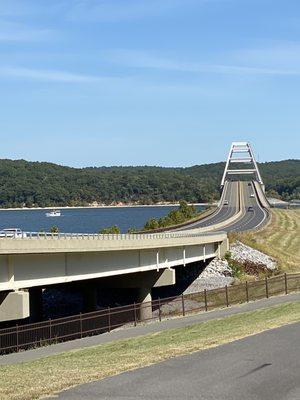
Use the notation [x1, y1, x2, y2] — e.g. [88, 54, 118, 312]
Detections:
[229, 209, 300, 272]
[1, 301, 300, 400]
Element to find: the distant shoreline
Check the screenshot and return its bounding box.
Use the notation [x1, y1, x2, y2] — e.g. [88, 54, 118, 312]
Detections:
[0, 203, 215, 211]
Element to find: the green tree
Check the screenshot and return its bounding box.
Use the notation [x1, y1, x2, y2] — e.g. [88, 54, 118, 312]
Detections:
[50, 225, 59, 233]
[127, 227, 138, 233]
[143, 202, 199, 231]
[99, 225, 121, 234]
[144, 218, 160, 230]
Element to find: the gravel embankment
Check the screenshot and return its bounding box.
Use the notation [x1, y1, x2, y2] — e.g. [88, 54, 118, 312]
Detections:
[183, 258, 234, 294]
[230, 241, 277, 270]
[182, 241, 277, 295]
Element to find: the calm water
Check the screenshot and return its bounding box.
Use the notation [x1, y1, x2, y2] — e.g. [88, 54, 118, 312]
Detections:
[0, 205, 205, 234]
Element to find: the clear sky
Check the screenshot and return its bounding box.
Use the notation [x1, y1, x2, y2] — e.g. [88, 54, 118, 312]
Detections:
[0, 0, 300, 167]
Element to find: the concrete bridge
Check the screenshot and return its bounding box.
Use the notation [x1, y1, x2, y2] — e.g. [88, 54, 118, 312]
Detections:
[0, 141, 270, 323]
[0, 231, 228, 322]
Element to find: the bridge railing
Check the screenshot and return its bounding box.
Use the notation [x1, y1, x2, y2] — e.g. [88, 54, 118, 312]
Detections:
[0, 230, 225, 240]
[0, 273, 299, 355]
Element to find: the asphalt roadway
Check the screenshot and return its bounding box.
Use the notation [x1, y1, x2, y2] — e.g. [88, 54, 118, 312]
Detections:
[225, 181, 267, 232]
[180, 181, 239, 230]
[48, 321, 300, 400]
[180, 180, 268, 232]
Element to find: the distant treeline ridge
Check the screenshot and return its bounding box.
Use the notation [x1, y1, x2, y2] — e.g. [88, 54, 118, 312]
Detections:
[0, 159, 298, 208]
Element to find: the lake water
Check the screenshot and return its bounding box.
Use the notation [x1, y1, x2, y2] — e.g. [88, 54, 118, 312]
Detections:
[0, 205, 205, 234]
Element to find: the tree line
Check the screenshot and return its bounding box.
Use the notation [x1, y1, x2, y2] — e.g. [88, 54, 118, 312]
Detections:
[99, 201, 199, 233]
[0, 158, 298, 208]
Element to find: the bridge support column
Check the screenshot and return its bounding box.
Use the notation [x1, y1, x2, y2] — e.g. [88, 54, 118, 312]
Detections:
[0, 291, 29, 322]
[137, 287, 152, 321]
[83, 284, 98, 312]
[29, 287, 43, 322]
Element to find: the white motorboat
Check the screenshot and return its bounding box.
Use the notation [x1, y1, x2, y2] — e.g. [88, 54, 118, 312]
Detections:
[46, 209, 61, 217]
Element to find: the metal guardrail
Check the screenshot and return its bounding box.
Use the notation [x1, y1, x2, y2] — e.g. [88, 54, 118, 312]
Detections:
[0, 273, 299, 355]
[0, 230, 226, 240]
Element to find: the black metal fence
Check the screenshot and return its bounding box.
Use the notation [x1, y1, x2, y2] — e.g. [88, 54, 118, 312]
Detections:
[1, 273, 299, 355]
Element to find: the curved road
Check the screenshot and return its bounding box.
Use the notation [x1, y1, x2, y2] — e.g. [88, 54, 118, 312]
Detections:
[178, 180, 268, 233]
[178, 181, 239, 230]
[226, 181, 267, 232]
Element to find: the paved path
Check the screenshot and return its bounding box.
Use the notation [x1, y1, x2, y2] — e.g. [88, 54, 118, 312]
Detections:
[49, 321, 300, 400]
[1, 292, 299, 366]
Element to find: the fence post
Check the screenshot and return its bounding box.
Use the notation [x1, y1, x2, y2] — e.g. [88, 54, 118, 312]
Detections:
[49, 318, 52, 341]
[133, 302, 137, 326]
[158, 297, 162, 322]
[284, 273, 288, 295]
[245, 281, 249, 302]
[265, 277, 269, 299]
[204, 289, 208, 311]
[16, 324, 19, 352]
[181, 294, 185, 316]
[225, 285, 229, 307]
[80, 313, 83, 339]
[108, 307, 111, 332]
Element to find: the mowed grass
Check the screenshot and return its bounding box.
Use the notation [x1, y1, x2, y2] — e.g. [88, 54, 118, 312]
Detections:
[229, 209, 300, 272]
[1, 301, 300, 400]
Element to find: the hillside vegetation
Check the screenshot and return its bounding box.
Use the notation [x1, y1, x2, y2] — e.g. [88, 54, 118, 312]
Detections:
[0, 159, 298, 208]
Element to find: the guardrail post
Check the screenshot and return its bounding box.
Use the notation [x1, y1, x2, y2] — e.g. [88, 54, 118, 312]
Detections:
[225, 285, 229, 307]
[284, 273, 288, 295]
[181, 294, 185, 316]
[158, 297, 162, 322]
[265, 277, 269, 299]
[204, 289, 208, 311]
[245, 281, 249, 302]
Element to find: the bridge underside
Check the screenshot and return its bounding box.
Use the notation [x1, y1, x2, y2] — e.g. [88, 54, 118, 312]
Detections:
[0, 237, 228, 322]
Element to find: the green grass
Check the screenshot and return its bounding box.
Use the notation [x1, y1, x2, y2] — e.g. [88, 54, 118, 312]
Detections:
[229, 209, 300, 272]
[1, 301, 300, 400]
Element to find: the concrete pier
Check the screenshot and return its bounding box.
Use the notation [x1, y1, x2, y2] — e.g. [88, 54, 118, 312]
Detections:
[0, 291, 29, 322]
[137, 287, 152, 321]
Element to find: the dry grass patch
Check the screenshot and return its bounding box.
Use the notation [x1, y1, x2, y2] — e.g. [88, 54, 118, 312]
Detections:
[229, 209, 300, 272]
[1, 301, 300, 400]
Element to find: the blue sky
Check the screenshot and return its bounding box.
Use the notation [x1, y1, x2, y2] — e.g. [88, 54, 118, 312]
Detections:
[0, 0, 299, 167]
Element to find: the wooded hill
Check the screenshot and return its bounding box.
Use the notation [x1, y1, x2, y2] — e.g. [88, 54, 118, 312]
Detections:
[0, 159, 298, 208]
